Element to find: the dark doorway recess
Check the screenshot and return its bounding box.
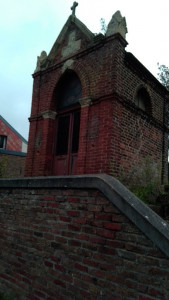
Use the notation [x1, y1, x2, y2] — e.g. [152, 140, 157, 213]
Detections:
[53, 71, 82, 175]
[53, 110, 80, 175]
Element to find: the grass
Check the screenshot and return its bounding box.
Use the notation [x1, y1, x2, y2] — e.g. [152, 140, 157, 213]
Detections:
[130, 184, 158, 204]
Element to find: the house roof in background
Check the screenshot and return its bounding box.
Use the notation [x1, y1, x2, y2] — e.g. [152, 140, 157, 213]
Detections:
[0, 115, 28, 144]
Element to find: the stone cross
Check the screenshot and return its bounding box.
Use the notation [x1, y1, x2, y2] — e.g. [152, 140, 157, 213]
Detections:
[71, 1, 78, 16]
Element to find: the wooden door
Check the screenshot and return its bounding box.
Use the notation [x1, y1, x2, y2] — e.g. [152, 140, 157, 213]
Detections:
[53, 110, 80, 175]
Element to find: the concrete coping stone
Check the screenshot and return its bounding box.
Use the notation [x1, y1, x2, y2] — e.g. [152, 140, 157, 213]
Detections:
[0, 149, 26, 156]
[0, 174, 169, 257]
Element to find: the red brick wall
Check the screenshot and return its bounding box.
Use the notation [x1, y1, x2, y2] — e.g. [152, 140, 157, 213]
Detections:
[0, 175, 169, 299]
[25, 30, 168, 183]
[0, 120, 23, 152]
[117, 107, 165, 183]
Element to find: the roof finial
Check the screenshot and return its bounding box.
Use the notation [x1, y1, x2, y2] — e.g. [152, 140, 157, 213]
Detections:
[71, 2, 78, 16]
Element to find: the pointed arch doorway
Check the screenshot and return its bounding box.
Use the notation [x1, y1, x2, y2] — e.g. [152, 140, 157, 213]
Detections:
[53, 70, 82, 175]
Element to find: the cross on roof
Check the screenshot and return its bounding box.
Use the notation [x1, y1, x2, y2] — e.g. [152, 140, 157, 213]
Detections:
[71, 1, 78, 16]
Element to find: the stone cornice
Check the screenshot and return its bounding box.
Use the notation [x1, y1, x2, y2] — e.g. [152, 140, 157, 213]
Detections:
[79, 97, 92, 107]
[125, 52, 169, 97]
[41, 110, 57, 120]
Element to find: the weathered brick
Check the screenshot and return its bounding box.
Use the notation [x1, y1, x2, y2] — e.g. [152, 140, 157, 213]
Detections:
[60, 216, 71, 222]
[74, 263, 88, 272]
[89, 236, 105, 245]
[103, 222, 121, 231]
[1, 182, 169, 300]
[73, 217, 86, 224]
[44, 260, 53, 268]
[54, 279, 66, 288]
[97, 229, 115, 239]
[88, 205, 102, 212]
[68, 197, 79, 203]
[67, 210, 79, 217]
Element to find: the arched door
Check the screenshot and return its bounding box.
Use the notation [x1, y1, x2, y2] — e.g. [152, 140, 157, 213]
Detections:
[53, 70, 82, 175]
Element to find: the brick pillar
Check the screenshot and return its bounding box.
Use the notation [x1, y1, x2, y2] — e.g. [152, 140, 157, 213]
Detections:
[24, 117, 38, 177]
[76, 98, 91, 174]
[41, 110, 57, 176]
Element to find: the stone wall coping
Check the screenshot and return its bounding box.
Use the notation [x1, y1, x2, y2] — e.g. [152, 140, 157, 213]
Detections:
[1, 174, 169, 257]
[0, 149, 27, 156]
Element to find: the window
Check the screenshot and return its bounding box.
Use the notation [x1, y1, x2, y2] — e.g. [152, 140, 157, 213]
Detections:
[71, 111, 80, 153]
[0, 135, 7, 149]
[53, 70, 82, 110]
[135, 87, 151, 113]
[56, 111, 80, 156]
[56, 115, 70, 155]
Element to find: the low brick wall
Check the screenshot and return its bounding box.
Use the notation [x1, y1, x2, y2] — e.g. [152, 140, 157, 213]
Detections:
[0, 175, 169, 299]
[0, 151, 26, 177]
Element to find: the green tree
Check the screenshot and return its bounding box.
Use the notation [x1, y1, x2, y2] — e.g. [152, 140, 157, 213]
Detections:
[157, 63, 169, 90]
[158, 63, 169, 161]
[100, 18, 107, 35]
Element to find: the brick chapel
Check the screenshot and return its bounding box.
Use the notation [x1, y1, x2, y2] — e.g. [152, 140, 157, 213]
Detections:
[25, 4, 169, 184]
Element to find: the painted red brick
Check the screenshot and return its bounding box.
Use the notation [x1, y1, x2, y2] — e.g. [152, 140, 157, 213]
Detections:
[24, 15, 168, 184]
[103, 222, 121, 231]
[0, 119, 22, 152]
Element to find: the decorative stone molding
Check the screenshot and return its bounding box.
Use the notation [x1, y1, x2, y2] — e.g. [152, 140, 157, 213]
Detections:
[48, 15, 94, 61]
[106, 10, 127, 39]
[41, 110, 57, 120]
[34, 51, 48, 73]
[62, 31, 81, 58]
[62, 59, 74, 73]
[79, 97, 92, 107]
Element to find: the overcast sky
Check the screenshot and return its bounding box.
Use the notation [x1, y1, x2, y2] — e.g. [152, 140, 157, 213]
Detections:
[1, 0, 169, 140]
